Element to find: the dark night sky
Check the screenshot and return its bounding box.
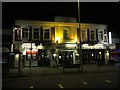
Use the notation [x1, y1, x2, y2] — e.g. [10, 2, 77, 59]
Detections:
[2, 2, 119, 33]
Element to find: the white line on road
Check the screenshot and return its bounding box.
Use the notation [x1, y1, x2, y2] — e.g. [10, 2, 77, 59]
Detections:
[82, 82, 88, 85]
[58, 84, 64, 88]
[105, 80, 111, 83]
[29, 85, 34, 88]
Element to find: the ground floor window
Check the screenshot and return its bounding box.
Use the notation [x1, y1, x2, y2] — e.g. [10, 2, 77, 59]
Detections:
[26, 54, 37, 60]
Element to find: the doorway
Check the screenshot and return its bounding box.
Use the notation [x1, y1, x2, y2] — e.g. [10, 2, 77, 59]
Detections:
[58, 50, 74, 66]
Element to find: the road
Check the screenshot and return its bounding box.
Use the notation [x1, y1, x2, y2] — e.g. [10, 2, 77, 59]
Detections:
[2, 72, 120, 88]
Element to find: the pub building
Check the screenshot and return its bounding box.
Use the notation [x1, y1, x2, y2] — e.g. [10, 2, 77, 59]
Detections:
[11, 17, 109, 68]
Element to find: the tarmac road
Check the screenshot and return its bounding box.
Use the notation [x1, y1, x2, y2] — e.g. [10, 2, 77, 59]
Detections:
[2, 72, 120, 89]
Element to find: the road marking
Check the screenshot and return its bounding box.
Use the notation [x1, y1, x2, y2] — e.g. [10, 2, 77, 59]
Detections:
[82, 82, 88, 85]
[29, 85, 34, 88]
[58, 84, 64, 88]
[105, 80, 111, 83]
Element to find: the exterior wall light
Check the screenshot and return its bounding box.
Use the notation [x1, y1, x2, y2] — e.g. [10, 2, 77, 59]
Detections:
[55, 37, 60, 43]
[92, 54, 94, 56]
[53, 54, 57, 57]
[99, 52, 101, 54]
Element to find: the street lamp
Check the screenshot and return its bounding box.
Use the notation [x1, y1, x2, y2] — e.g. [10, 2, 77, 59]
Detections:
[78, 0, 83, 72]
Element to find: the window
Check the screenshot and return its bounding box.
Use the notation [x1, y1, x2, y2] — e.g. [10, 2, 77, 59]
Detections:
[104, 36, 107, 42]
[33, 28, 40, 39]
[81, 30, 86, 41]
[15, 28, 22, 40]
[98, 31, 103, 41]
[43, 28, 50, 40]
[63, 29, 69, 39]
[22, 28, 29, 39]
[90, 30, 95, 41]
[104, 29, 107, 34]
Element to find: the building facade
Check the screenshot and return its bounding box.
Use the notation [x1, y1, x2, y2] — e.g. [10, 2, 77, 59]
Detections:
[12, 19, 109, 67]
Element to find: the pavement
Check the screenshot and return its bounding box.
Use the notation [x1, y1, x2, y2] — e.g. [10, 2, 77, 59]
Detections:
[2, 63, 120, 78]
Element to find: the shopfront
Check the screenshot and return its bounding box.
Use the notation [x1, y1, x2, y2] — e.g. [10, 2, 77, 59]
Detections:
[56, 43, 79, 66]
[38, 49, 50, 66]
[82, 49, 105, 64]
[21, 43, 43, 67]
[82, 44, 106, 64]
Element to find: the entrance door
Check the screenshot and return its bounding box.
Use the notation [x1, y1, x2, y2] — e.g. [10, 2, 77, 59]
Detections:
[38, 49, 50, 67]
[58, 51, 73, 66]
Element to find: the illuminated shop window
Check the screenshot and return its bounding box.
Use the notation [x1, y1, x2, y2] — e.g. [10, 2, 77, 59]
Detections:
[27, 54, 31, 60]
[33, 54, 37, 60]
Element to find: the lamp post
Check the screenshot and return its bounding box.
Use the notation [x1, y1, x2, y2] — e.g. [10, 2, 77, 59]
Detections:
[12, 27, 21, 75]
[78, 0, 83, 72]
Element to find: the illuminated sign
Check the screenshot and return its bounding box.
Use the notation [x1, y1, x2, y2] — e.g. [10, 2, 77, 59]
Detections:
[82, 44, 104, 49]
[21, 43, 44, 55]
[66, 44, 77, 47]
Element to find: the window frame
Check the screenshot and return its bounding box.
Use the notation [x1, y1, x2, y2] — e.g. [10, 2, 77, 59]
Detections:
[89, 29, 96, 41]
[32, 27, 40, 40]
[43, 27, 51, 40]
[98, 29, 104, 41]
[15, 27, 22, 40]
[81, 30, 86, 41]
[63, 26, 69, 40]
[21, 27, 29, 39]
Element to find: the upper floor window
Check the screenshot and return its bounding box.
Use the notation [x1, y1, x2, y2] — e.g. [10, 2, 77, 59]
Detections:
[104, 29, 107, 34]
[43, 27, 51, 40]
[104, 36, 107, 42]
[98, 31, 103, 41]
[81, 30, 86, 41]
[33, 28, 40, 40]
[90, 30, 95, 41]
[63, 29, 69, 39]
[22, 28, 29, 39]
[15, 27, 22, 41]
[63, 26, 69, 39]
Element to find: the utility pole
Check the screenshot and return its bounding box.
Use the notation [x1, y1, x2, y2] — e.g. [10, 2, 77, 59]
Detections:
[29, 26, 32, 74]
[78, 0, 83, 72]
